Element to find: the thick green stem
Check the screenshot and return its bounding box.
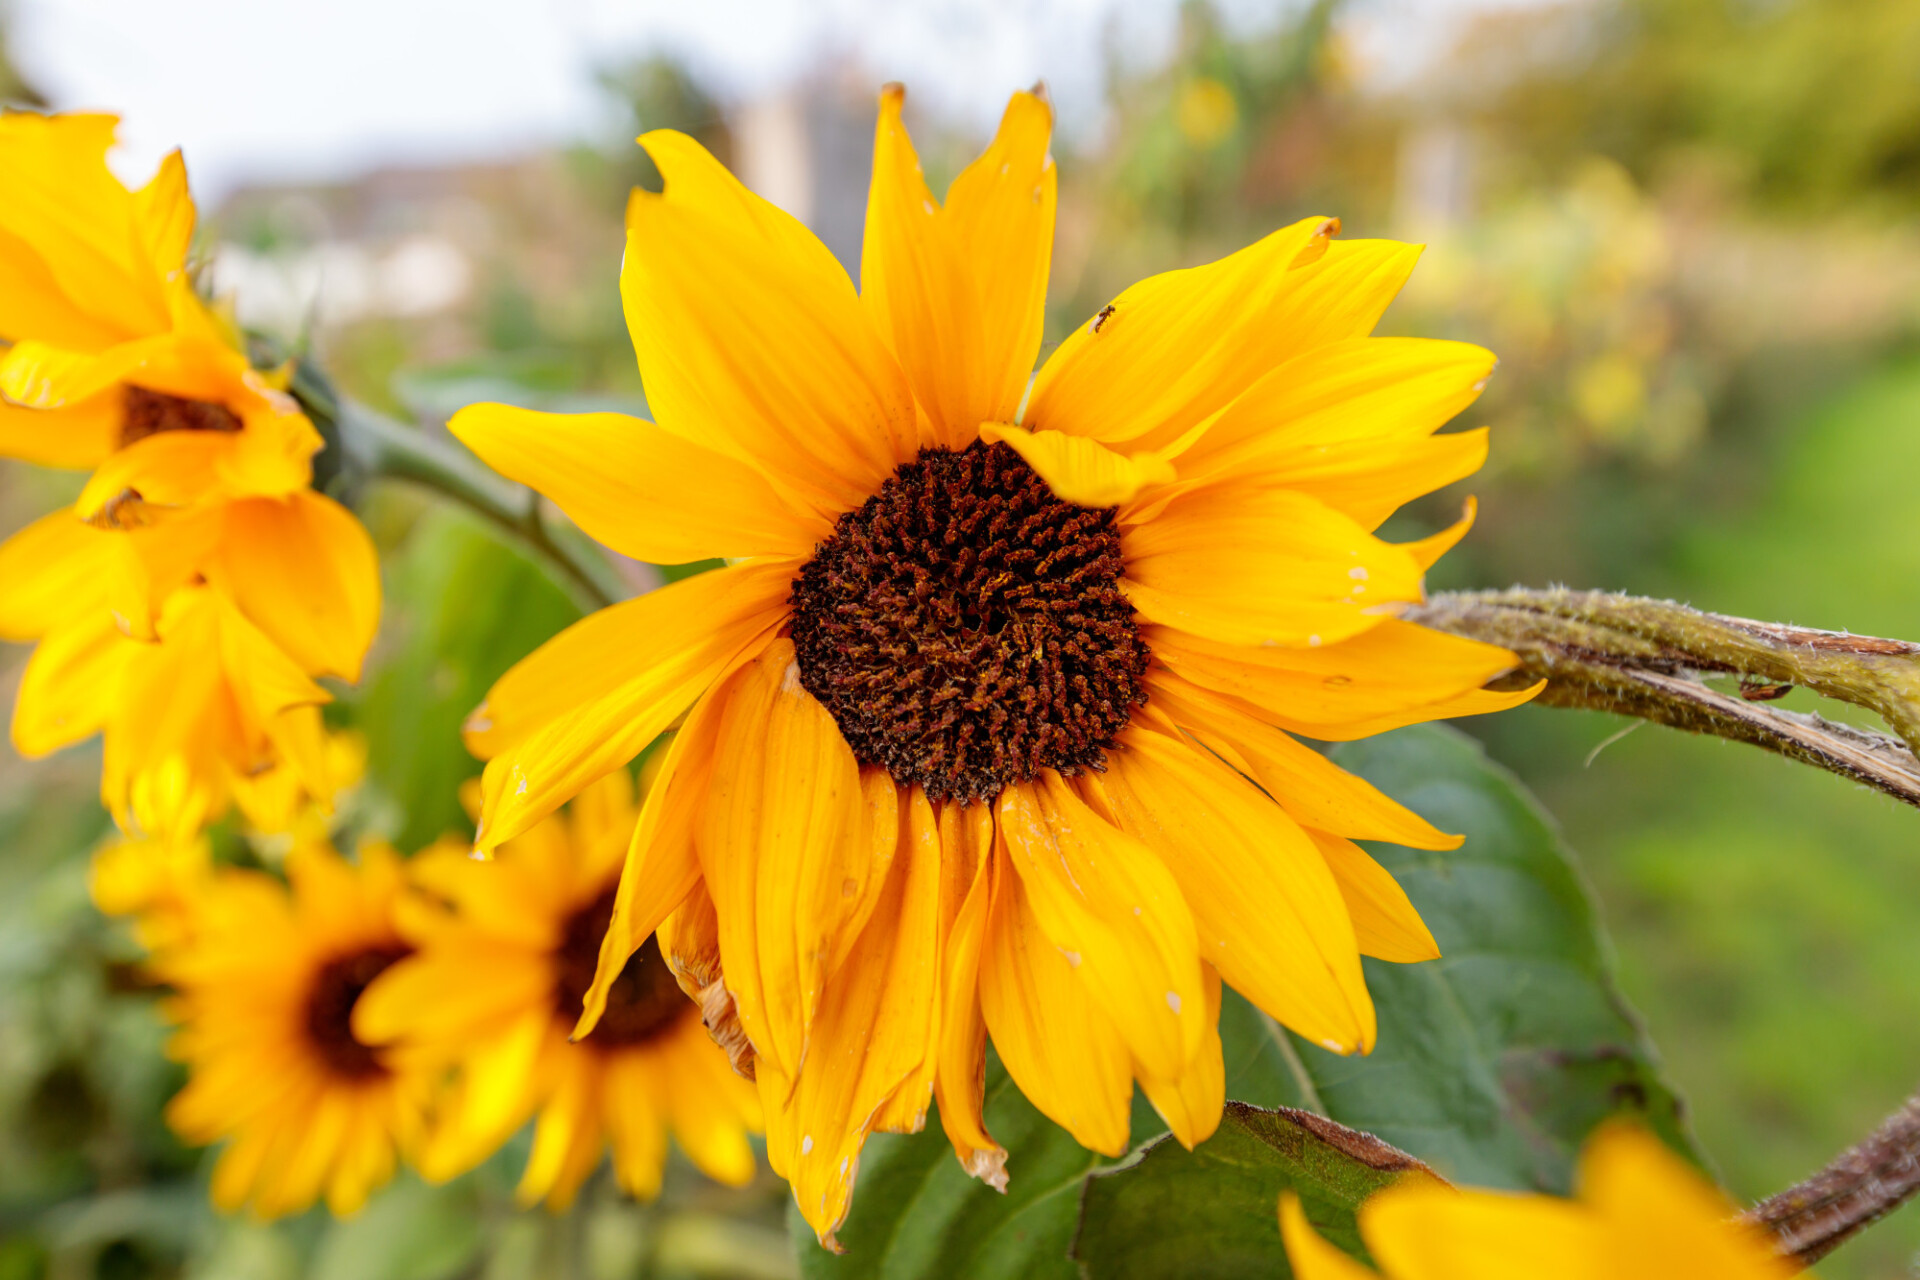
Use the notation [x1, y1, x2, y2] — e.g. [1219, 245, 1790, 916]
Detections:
[294, 366, 624, 613]
[1406, 588, 1920, 809]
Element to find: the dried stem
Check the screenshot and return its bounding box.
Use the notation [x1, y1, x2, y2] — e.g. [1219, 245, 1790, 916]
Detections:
[1741, 1087, 1920, 1265]
[1405, 588, 1920, 809]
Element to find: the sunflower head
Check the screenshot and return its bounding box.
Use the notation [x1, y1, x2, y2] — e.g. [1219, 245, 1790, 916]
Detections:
[788, 438, 1150, 804]
[452, 82, 1537, 1245]
[160, 842, 429, 1219]
[354, 771, 761, 1210]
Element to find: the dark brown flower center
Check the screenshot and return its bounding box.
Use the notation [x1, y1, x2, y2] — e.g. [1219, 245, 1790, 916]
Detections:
[789, 440, 1151, 805]
[304, 945, 411, 1080]
[554, 887, 689, 1049]
[120, 385, 243, 448]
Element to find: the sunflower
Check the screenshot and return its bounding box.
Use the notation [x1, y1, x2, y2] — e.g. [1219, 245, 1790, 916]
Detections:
[159, 842, 430, 1218]
[1280, 1125, 1805, 1279]
[353, 769, 761, 1209]
[449, 84, 1536, 1243]
[0, 110, 379, 831]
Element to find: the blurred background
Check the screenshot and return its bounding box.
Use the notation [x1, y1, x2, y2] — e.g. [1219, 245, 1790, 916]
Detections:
[3, 0, 1920, 1275]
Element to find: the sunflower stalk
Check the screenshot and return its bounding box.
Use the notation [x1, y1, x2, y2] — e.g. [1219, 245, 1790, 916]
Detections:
[308, 384, 625, 614]
[1741, 1084, 1920, 1265]
[1405, 588, 1920, 809]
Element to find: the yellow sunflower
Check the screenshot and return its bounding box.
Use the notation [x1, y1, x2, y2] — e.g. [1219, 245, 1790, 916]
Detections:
[159, 842, 430, 1218]
[354, 770, 761, 1209]
[0, 110, 379, 831]
[449, 84, 1536, 1243]
[1281, 1124, 1806, 1279]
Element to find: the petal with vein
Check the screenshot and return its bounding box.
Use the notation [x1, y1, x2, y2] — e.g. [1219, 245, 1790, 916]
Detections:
[449, 402, 824, 563]
[979, 422, 1176, 507]
[623, 130, 914, 518]
[1092, 725, 1375, 1054]
[1125, 485, 1423, 648]
[995, 774, 1205, 1081]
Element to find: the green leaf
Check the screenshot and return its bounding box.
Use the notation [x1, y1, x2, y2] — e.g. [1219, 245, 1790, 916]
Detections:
[1072, 1103, 1436, 1279]
[309, 1176, 482, 1280]
[351, 506, 581, 850]
[1289, 723, 1698, 1191]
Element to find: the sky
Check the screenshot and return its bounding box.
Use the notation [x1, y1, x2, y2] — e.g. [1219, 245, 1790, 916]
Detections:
[9, 0, 1523, 202]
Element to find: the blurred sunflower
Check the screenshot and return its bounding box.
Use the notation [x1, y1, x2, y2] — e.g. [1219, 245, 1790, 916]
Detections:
[451, 83, 1535, 1243]
[160, 843, 429, 1218]
[0, 111, 380, 832]
[355, 770, 761, 1209]
[1280, 1124, 1805, 1279]
[0, 111, 318, 510]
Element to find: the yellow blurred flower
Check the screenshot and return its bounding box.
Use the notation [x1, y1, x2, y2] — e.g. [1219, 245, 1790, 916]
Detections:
[1176, 76, 1240, 148]
[159, 842, 429, 1219]
[0, 112, 318, 508]
[355, 770, 759, 1208]
[0, 111, 380, 835]
[450, 83, 1533, 1244]
[1280, 1124, 1806, 1279]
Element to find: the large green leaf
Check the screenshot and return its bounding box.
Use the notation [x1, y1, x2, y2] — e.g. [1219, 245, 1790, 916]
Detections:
[791, 723, 1691, 1277]
[1289, 724, 1698, 1191]
[1072, 1104, 1435, 1280]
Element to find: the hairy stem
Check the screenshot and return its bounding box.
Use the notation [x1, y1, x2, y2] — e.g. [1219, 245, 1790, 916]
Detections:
[292, 364, 623, 613]
[1742, 1087, 1920, 1265]
[1405, 588, 1920, 809]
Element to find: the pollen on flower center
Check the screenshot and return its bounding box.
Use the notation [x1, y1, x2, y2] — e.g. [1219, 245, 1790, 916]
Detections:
[120, 384, 243, 447]
[789, 440, 1152, 805]
[555, 888, 687, 1048]
[304, 945, 411, 1080]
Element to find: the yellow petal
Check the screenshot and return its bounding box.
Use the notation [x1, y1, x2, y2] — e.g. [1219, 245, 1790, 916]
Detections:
[470, 560, 792, 852]
[1092, 725, 1375, 1054]
[0, 395, 120, 470]
[1124, 485, 1424, 649]
[1176, 336, 1496, 523]
[11, 612, 130, 756]
[1363, 1182, 1607, 1280]
[622, 130, 914, 519]
[763, 780, 941, 1248]
[132, 149, 196, 283]
[931, 799, 1004, 1184]
[1135, 961, 1224, 1150]
[207, 491, 381, 681]
[995, 773, 1205, 1082]
[1031, 224, 1426, 454]
[1578, 1124, 1801, 1277]
[1152, 618, 1524, 739]
[697, 638, 866, 1082]
[979, 422, 1176, 507]
[448, 402, 826, 563]
[1279, 1193, 1383, 1280]
[860, 86, 1054, 450]
[0, 112, 170, 340]
[943, 88, 1056, 435]
[1305, 830, 1440, 964]
[1404, 497, 1478, 573]
[652, 1017, 761, 1187]
[575, 660, 746, 1038]
[0, 508, 118, 640]
[1147, 670, 1461, 851]
[978, 852, 1133, 1156]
